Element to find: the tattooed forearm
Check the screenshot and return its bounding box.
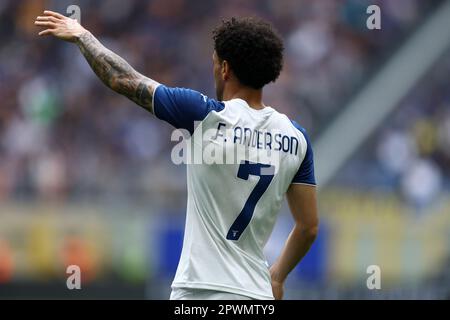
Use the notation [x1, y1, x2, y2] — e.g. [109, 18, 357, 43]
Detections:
[76, 31, 158, 112]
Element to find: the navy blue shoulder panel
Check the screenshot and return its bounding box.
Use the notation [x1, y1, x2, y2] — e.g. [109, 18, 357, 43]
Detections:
[153, 85, 225, 134]
[291, 120, 316, 186]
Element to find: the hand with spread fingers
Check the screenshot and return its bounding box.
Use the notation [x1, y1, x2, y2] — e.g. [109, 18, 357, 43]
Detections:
[34, 10, 87, 42]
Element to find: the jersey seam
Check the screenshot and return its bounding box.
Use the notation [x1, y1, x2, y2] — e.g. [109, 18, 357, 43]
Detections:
[190, 102, 227, 136]
[287, 116, 310, 183]
[152, 83, 162, 117]
[291, 182, 317, 186]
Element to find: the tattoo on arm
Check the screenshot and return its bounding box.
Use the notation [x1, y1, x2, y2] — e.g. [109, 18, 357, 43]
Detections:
[76, 31, 159, 113]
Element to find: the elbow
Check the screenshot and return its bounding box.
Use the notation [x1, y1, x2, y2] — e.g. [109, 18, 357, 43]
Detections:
[109, 73, 135, 94]
[109, 75, 123, 92]
[297, 224, 319, 242]
[109, 76, 119, 91]
[306, 226, 319, 242]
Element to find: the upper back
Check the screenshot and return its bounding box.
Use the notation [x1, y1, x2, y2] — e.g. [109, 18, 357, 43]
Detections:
[186, 98, 313, 251]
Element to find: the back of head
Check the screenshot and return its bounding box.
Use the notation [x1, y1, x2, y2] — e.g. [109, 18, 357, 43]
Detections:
[213, 17, 284, 90]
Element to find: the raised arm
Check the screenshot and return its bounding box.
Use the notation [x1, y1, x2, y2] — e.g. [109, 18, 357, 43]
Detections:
[34, 10, 159, 113]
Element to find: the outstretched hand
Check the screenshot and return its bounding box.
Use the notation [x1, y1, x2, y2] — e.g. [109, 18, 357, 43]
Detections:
[34, 10, 87, 42]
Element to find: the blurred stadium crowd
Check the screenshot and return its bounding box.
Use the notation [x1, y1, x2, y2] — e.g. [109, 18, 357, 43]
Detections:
[0, 0, 449, 299]
[337, 50, 450, 211]
[0, 0, 447, 203]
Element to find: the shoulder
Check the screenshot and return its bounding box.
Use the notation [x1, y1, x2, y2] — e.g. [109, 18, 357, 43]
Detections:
[154, 85, 225, 113]
[289, 119, 316, 185]
[289, 120, 311, 142]
[153, 85, 225, 134]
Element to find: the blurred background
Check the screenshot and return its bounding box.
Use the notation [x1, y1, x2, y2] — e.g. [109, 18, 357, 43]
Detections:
[0, 0, 449, 299]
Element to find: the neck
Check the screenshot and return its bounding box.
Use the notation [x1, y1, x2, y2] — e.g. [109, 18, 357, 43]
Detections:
[222, 84, 265, 109]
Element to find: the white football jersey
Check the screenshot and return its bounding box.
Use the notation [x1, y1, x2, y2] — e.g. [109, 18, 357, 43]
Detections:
[153, 85, 316, 300]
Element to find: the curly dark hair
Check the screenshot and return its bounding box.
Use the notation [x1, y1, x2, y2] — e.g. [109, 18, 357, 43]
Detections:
[212, 17, 284, 90]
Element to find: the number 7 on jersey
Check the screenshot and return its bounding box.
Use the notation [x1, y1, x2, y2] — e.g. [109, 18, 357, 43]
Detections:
[227, 161, 275, 241]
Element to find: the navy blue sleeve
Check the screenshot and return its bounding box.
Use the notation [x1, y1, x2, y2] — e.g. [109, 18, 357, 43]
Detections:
[291, 121, 316, 186]
[153, 85, 225, 134]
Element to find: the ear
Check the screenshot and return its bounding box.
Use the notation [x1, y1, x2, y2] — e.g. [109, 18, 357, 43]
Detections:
[221, 60, 230, 81]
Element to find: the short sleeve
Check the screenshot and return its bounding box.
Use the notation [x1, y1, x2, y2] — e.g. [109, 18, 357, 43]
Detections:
[153, 85, 225, 134]
[291, 121, 316, 186]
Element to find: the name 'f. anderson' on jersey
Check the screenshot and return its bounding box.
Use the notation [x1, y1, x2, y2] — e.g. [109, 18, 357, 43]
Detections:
[152, 85, 316, 300]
